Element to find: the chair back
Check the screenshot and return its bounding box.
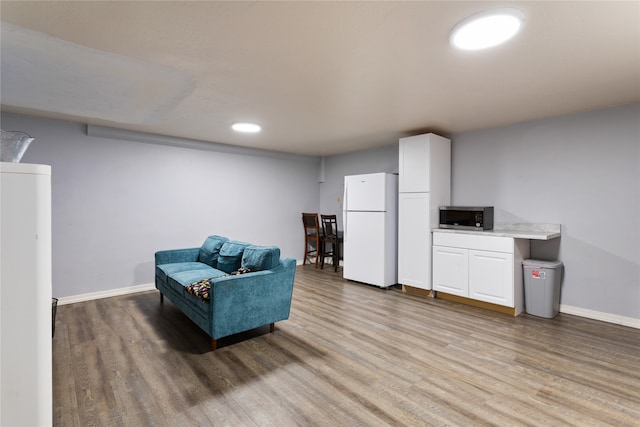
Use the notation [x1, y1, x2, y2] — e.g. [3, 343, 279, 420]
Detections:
[321, 214, 338, 240]
[302, 213, 320, 235]
[302, 213, 322, 267]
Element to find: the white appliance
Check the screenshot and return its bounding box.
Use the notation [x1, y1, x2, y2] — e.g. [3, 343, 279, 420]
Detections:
[1, 162, 52, 426]
[342, 172, 398, 287]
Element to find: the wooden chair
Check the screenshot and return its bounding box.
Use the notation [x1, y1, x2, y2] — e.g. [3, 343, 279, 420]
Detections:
[320, 214, 342, 272]
[302, 213, 322, 268]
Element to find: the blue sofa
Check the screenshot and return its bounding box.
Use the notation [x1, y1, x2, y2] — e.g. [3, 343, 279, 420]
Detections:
[155, 235, 296, 350]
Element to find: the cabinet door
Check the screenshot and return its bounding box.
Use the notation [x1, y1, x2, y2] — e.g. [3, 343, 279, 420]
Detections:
[468, 250, 514, 307]
[399, 135, 430, 192]
[433, 245, 468, 296]
[398, 193, 431, 289]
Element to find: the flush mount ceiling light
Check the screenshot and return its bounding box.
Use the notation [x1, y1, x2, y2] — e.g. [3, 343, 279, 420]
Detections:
[450, 8, 525, 50]
[232, 122, 261, 133]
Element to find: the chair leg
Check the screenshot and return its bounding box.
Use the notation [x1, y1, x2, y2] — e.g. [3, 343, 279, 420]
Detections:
[304, 234, 322, 268]
[303, 236, 308, 265]
[304, 236, 319, 266]
[211, 338, 217, 351]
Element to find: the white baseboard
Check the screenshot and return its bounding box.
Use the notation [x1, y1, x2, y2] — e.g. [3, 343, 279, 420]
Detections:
[57, 283, 156, 305]
[560, 304, 640, 329]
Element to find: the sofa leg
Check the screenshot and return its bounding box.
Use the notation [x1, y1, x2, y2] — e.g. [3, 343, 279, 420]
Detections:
[211, 338, 217, 351]
[160, 292, 164, 303]
[270, 323, 275, 333]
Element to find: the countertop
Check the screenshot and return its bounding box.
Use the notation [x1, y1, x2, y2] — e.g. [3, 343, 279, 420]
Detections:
[433, 223, 561, 240]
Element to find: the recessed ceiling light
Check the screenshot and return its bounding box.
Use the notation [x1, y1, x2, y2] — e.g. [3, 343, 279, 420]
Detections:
[451, 8, 525, 50]
[232, 122, 261, 133]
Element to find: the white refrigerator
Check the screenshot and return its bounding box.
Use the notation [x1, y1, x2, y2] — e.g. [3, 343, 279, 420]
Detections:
[342, 172, 398, 288]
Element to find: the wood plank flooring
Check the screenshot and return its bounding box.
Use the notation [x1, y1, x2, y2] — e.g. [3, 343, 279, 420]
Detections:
[53, 265, 640, 426]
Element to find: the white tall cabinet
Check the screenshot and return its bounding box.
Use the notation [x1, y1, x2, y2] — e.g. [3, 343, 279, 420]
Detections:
[1, 162, 52, 426]
[398, 134, 450, 290]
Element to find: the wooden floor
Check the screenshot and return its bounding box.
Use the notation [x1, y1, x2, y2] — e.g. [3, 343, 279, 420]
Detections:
[53, 265, 640, 426]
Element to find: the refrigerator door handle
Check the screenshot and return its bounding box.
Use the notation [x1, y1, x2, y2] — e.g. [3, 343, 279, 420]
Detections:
[343, 211, 347, 244]
[343, 181, 348, 212]
[343, 180, 350, 243]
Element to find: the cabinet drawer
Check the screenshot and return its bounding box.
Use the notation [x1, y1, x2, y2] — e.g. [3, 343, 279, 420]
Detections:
[433, 232, 514, 253]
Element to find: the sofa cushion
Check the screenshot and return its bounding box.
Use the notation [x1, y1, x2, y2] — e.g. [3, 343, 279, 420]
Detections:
[241, 245, 281, 271]
[198, 235, 229, 267]
[217, 241, 251, 273]
[156, 262, 213, 284]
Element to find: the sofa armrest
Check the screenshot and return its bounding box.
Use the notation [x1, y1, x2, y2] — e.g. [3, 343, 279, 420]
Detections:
[155, 247, 200, 265]
[208, 258, 296, 339]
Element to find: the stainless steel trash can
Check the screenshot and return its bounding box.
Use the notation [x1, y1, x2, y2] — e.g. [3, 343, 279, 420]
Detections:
[522, 259, 563, 318]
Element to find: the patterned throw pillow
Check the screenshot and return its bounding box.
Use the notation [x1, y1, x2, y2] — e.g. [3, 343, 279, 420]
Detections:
[185, 279, 213, 302]
[185, 268, 253, 302]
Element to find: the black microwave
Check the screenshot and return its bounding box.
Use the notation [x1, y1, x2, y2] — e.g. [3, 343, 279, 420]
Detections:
[439, 206, 494, 231]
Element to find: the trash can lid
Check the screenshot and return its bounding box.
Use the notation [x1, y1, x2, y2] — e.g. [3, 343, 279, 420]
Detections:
[522, 259, 563, 269]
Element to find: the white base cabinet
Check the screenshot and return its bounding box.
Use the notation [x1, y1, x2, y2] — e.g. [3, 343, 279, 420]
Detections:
[432, 245, 468, 296]
[433, 232, 529, 314]
[468, 249, 514, 306]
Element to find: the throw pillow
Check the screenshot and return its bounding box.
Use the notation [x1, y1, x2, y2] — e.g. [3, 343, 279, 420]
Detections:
[198, 235, 229, 267]
[185, 268, 253, 302]
[185, 278, 212, 302]
[241, 245, 280, 271]
[217, 240, 251, 273]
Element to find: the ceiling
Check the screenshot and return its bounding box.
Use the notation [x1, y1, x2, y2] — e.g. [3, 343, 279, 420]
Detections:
[1, 1, 639, 156]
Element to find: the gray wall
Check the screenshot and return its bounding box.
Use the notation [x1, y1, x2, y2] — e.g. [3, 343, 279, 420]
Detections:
[4, 102, 638, 320]
[2, 113, 320, 298]
[322, 103, 639, 320]
[451, 103, 640, 319]
[320, 144, 398, 230]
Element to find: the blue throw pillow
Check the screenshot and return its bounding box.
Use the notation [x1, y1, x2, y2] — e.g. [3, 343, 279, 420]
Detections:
[198, 235, 229, 267]
[217, 241, 251, 273]
[241, 246, 280, 271]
